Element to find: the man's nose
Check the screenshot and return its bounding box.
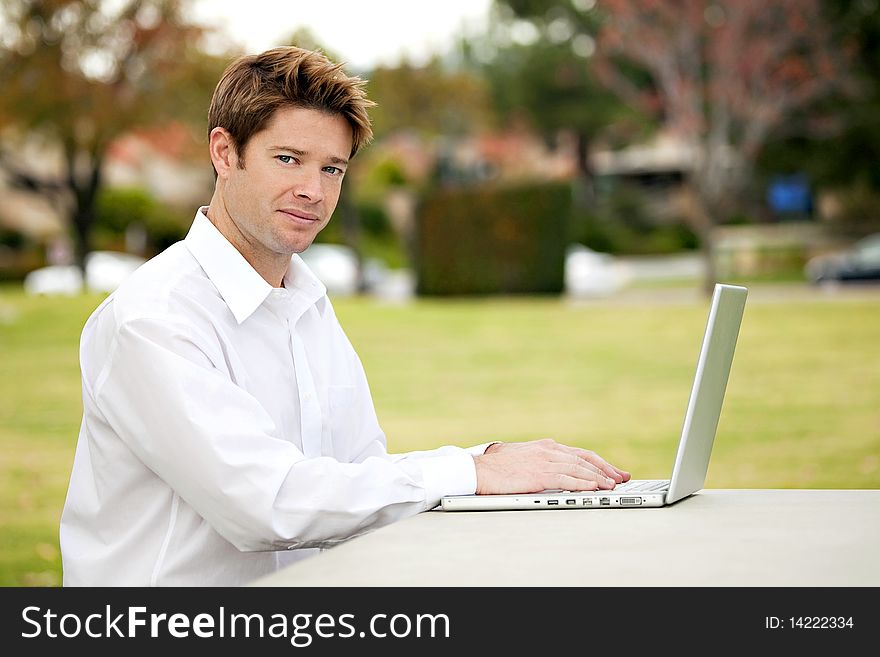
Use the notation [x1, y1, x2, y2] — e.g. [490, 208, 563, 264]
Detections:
[292, 168, 324, 203]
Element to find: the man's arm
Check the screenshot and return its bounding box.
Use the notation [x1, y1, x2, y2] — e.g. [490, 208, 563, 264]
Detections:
[91, 315, 474, 552]
[337, 335, 630, 497]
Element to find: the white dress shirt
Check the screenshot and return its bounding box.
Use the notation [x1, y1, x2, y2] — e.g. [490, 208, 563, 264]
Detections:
[60, 208, 484, 586]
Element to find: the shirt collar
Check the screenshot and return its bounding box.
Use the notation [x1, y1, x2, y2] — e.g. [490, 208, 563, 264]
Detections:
[283, 251, 329, 317]
[185, 208, 328, 324]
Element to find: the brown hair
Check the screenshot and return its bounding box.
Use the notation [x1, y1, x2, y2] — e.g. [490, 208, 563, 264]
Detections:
[208, 46, 374, 166]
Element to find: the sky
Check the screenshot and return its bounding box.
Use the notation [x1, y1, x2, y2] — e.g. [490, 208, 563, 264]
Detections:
[188, 0, 494, 70]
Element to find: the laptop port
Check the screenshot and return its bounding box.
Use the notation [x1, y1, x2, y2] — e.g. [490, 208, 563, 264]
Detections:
[547, 499, 559, 505]
[566, 499, 577, 505]
[599, 497, 610, 506]
[583, 499, 593, 506]
[621, 497, 642, 506]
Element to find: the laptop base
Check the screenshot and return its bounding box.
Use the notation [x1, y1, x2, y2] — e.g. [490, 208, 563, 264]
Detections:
[440, 490, 668, 511]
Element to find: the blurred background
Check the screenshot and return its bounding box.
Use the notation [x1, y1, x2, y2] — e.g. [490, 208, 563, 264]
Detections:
[1, 0, 878, 585]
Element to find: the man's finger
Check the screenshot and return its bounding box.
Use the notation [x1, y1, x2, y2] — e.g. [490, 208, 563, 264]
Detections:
[556, 475, 601, 492]
[545, 461, 615, 487]
[564, 447, 622, 481]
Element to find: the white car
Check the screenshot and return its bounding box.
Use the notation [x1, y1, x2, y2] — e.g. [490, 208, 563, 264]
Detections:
[564, 244, 626, 297]
[299, 243, 361, 296]
[84, 251, 146, 293]
[23, 251, 146, 296]
[23, 265, 83, 296]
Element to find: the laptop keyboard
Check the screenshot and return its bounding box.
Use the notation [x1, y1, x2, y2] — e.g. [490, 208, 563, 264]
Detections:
[613, 480, 669, 492]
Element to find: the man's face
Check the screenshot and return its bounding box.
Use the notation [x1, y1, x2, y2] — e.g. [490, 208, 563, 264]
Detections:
[220, 105, 353, 262]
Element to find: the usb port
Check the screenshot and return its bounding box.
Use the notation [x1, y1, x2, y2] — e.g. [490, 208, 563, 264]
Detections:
[547, 499, 559, 505]
[599, 497, 610, 506]
[566, 499, 576, 505]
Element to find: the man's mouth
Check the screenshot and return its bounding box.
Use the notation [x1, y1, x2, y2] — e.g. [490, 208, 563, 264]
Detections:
[278, 208, 319, 224]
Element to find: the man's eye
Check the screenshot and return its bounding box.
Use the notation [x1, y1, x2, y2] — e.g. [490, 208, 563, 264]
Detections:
[323, 166, 344, 176]
[276, 155, 296, 164]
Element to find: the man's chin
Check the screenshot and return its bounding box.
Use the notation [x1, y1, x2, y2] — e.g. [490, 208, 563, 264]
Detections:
[280, 223, 324, 254]
[294, 238, 318, 254]
[273, 230, 319, 256]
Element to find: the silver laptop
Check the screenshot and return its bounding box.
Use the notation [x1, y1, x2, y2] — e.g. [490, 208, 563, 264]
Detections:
[440, 283, 748, 511]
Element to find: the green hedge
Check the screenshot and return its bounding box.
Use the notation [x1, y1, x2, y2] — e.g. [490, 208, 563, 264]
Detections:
[415, 182, 570, 296]
[95, 187, 189, 253]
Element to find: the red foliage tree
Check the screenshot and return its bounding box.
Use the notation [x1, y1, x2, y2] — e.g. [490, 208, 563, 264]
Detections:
[593, 0, 854, 290]
[0, 0, 222, 269]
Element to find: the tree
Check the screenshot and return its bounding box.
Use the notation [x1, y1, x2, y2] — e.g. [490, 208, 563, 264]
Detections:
[591, 0, 855, 292]
[366, 59, 494, 141]
[758, 1, 880, 198]
[0, 0, 224, 269]
[476, 0, 639, 208]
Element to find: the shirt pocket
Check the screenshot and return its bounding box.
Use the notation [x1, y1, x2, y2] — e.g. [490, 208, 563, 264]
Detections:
[326, 385, 357, 457]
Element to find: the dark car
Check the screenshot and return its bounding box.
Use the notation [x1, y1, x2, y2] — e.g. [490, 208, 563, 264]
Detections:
[805, 233, 880, 284]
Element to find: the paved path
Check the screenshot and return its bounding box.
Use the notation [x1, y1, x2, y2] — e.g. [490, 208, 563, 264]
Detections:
[566, 281, 880, 307]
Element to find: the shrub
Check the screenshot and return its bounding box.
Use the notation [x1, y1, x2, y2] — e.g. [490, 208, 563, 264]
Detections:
[572, 183, 699, 255]
[415, 182, 570, 296]
[94, 187, 188, 254]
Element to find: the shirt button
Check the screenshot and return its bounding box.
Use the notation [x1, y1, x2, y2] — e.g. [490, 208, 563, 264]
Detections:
[304, 392, 312, 401]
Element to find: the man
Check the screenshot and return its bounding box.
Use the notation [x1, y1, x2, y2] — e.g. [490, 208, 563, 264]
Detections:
[60, 47, 629, 586]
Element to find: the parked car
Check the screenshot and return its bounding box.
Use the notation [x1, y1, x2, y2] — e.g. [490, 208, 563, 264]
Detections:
[298, 243, 360, 296]
[804, 233, 880, 284]
[83, 251, 146, 293]
[564, 244, 627, 297]
[23, 251, 146, 296]
[23, 265, 83, 296]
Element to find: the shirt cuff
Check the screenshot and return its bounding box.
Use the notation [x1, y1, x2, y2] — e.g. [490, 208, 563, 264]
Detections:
[465, 441, 498, 456]
[416, 449, 477, 510]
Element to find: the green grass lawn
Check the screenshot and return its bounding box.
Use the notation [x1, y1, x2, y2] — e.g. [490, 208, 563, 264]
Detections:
[1, 284, 878, 586]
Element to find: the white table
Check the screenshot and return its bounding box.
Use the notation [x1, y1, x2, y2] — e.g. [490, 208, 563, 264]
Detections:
[252, 490, 880, 587]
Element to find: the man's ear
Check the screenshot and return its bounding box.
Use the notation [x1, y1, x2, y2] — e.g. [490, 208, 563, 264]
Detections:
[209, 127, 238, 179]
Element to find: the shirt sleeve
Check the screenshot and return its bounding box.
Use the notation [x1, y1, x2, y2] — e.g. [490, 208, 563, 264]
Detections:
[334, 335, 482, 508]
[92, 314, 474, 553]
[387, 443, 495, 507]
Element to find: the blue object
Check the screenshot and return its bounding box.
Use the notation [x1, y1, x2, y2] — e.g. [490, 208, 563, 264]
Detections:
[767, 175, 812, 214]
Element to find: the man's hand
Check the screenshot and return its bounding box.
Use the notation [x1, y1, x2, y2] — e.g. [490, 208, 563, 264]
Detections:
[473, 439, 631, 495]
